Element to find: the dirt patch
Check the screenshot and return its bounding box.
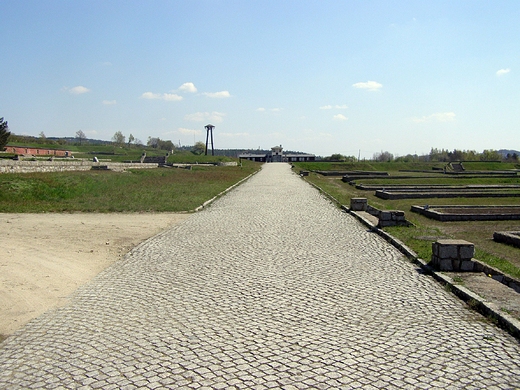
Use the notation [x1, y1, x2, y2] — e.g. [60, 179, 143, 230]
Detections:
[0, 213, 190, 337]
[449, 272, 520, 321]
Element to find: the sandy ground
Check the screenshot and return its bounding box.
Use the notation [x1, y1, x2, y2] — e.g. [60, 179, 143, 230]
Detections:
[0, 213, 190, 337]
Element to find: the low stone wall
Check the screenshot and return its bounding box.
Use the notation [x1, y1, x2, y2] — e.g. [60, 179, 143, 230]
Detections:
[367, 206, 408, 228]
[349, 197, 409, 228]
[411, 205, 520, 221]
[217, 162, 238, 167]
[0, 160, 159, 174]
[377, 189, 520, 200]
[494, 231, 520, 248]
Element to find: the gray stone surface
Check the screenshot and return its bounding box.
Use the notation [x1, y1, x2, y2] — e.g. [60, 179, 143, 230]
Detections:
[1, 163, 520, 389]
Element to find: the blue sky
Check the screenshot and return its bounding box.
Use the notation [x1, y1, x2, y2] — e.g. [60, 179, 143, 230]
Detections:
[1, 1, 518, 158]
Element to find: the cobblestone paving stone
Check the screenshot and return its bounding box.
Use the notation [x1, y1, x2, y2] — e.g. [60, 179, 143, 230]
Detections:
[1, 163, 520, 389]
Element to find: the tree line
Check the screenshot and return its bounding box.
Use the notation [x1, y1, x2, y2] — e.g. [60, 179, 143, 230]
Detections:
[372, 148, 516, 163]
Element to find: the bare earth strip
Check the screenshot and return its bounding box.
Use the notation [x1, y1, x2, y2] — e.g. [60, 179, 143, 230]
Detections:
[0, 213, 190, 336]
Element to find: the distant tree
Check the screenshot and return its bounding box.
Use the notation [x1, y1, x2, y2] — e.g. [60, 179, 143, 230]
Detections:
[75, 130, 87, 145]
[447, 149, 464, 162]
[480, 149, 501, 161]
[192, 141, 206, 155]
[328, 153, 347, 161]
[134, 138, 143, 146]
[39, 132, 46, 142]
[158, 139, 174, 151]
[0, 117, 11, 150]
[147, 137, 159, 148]
[395, 154, 417, 163]
[128, 134, 135, 145]
[112, 131, 125, 146]
[373, 150, 394, 162]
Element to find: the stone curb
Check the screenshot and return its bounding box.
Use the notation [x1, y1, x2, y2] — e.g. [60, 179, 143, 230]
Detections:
[346, 206, 520, 340]
[193, 169, 261, 212]
[301, 175, 520, 340]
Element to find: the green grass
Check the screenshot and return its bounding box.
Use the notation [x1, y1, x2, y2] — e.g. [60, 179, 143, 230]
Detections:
[293, 162, 520, 280]
[0, 161, 259, 212]
[6, 140, 238, 164]
[296, 160, 520, 172]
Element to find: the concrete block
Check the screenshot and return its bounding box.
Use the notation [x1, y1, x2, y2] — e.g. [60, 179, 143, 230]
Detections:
[492, 274, 505, 283]
[438, 244, 457, 259]
[458, 245, 475, 260]
[350, 198, 367, 211]
[461, 260, 475, 271]
[439, 259, 453, 271]
[380, 212, 392, 221]
[432, 244, 439, 257]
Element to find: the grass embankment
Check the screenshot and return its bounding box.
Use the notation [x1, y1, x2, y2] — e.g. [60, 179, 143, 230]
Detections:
[294, 162, 520, 279]
[3, 141, 238, 164]
[0, 161, 259, 212]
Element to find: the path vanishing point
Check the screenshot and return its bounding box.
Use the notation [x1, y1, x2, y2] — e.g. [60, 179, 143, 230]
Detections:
[0, 163, 519, 389]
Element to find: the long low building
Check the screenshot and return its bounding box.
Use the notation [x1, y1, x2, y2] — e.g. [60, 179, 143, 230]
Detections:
[238, 145, 315, 163]
[4, 146, 72, 157]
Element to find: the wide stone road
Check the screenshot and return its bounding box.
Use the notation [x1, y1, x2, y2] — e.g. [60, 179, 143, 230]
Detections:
[1, 163, 519, 389]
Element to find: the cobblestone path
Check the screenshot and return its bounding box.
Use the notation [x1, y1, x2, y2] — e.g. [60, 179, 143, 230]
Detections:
[1, 163, 520, 389]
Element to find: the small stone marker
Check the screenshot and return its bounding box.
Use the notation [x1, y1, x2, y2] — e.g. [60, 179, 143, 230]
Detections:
[350, 198, 368, 211]
[431, 239, 475, 271]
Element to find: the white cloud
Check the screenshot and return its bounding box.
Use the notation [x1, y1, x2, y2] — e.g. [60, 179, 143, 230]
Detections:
[333, 114, 348, 121]
[102, 100, 117, 105]
[202, 90, 231, 98]
[411, 112, 456, 123]
[209, 112, 226, 122]
[320, 104, 348, 110]
[68, 86, 91, 94]
[141, 92, 183, 101]
[184, 111, 226, 123]
[496, 68, 510, 76]
[178, 128, 202, 135]
[141, 92, 161, 100]
[163, 93, 183, 101]
[256, 107, 266, 112]
[270, 108, 282, 112]
[352, 81, 383, 91]
[178, 82, 197, 93]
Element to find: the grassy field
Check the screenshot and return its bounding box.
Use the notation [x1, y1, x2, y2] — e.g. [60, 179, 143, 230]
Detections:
[0, 161, 259, 212]
[2, 141, 238, 164]
[293, 161, 520, 279]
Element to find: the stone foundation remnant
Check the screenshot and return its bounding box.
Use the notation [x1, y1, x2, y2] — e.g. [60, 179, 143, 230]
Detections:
[493, 231, 520, 248]
[350, 198, 367, 211]
[431, 239, 475, 271]
[349, 198, 410, 228]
